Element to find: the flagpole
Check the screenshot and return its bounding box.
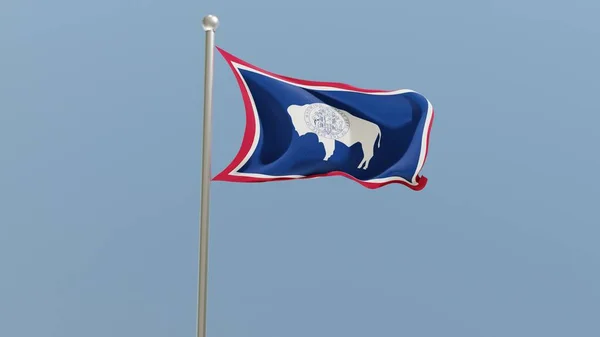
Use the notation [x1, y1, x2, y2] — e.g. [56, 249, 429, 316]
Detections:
[197, 14, 218, 337]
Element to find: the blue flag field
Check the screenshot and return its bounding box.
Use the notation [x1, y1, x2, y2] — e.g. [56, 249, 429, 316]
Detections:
[213, 47, 434, 190]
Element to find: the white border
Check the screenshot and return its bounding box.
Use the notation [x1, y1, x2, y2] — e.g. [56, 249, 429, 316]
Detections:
[228, 62, 434, 186]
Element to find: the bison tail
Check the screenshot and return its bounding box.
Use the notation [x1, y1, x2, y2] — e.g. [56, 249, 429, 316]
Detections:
[377, 128, 382, 148]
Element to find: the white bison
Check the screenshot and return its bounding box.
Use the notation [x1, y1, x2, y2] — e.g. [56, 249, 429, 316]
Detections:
[287, 103, 382, 170]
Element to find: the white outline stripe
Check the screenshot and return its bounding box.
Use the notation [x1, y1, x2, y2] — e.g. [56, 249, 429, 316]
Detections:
[228, 62, 434, 186]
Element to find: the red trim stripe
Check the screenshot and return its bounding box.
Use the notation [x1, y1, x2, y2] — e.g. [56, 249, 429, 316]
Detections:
[212, 46, 433, 191]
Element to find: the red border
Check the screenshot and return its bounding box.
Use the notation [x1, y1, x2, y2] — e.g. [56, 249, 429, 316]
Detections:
[212, 46, 434, 191]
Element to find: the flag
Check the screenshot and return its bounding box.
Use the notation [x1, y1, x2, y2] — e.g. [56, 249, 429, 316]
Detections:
[212, 47, 434, 190]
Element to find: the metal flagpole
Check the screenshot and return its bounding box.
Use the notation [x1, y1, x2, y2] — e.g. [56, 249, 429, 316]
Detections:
[197, 14, 218, 337]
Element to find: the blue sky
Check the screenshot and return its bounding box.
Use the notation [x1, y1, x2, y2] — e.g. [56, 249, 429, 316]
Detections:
[2, 0, 600, 336]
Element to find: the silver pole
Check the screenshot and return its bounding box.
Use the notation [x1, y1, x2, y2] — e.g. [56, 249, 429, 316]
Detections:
[197, 14, 218, 337]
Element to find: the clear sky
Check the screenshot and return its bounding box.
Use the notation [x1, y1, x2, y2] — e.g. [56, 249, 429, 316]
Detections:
[2, 0, 600, 336]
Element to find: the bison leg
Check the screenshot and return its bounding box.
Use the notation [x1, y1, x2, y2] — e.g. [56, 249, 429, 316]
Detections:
[359, 142, 375, 170]
[321, 138, 335, 161]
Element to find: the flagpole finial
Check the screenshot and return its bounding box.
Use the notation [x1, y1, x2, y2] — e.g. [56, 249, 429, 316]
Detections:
[202, 15, 219, 31]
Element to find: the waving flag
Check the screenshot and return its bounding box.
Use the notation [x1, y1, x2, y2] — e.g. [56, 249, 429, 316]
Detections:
[213, 47, 434, 190]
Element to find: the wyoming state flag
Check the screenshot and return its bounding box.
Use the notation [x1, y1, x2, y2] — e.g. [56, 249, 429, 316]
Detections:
[213, 47, 434, 190]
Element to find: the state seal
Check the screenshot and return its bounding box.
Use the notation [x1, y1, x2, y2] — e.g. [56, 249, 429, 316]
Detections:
[304, 103, 350, 140]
